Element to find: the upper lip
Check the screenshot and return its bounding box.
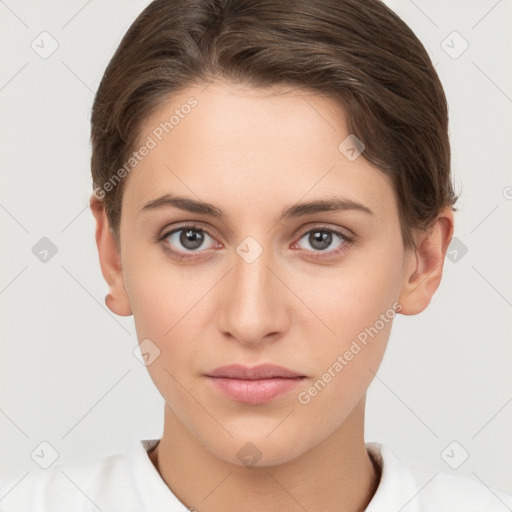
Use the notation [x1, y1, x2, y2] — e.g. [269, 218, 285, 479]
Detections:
[206, 364, 305, 380]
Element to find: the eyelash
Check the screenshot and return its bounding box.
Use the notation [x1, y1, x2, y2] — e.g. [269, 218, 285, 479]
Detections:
[156, 223, 355, 261]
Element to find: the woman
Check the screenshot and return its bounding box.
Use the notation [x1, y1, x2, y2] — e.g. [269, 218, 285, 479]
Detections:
[1, 0, 510, 510]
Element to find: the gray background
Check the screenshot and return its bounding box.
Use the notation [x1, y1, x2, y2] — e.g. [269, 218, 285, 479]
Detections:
[1, 0, 511, 497]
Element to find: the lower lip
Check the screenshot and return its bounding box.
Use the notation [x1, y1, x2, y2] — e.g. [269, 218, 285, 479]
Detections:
[206, 376, 304, 404]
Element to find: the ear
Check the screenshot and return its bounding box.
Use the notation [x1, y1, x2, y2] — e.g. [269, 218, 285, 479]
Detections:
[398, 207, 455, 315]
[89, 194, 132, 317]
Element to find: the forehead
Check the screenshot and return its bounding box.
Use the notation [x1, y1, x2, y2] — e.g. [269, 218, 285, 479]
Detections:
[122, 80, 396, 222]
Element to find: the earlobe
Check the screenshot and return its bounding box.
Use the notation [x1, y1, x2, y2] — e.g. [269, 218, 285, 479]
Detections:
[90, 194, 132, 317]
[398, 208, 455, 316]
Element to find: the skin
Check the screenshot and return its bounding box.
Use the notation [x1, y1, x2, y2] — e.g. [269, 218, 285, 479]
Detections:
[90, 80, 454, 512]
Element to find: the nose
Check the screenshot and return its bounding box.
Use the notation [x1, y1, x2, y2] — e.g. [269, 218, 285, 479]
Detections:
[216, 245, 290, 347]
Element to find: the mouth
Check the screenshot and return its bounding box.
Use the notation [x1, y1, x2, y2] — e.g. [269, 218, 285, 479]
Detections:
[204, 364, 306, 405]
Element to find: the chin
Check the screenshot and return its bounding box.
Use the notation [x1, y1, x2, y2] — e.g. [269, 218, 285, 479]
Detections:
[202, 431, 311, 469]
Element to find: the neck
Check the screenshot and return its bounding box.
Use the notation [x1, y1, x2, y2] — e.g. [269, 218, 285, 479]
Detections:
[148, 399, 379, 512]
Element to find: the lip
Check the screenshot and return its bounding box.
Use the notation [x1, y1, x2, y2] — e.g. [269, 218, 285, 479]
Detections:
[205, 364, 306, 405]
[207, 364, 304, 380]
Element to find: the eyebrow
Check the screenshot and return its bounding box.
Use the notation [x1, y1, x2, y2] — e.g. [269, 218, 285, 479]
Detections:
[140, 193, 374, 220]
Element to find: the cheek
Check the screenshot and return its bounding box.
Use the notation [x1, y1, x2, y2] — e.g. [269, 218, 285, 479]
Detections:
[121, 248, 195, 381]
[289, 244, 402, 405]
[294, 278, 397, 421]
[126, 268, 201, 413]
[122, 240, 196, 333]
[125, 271, 174, 337]
[290, 248, 403, 347]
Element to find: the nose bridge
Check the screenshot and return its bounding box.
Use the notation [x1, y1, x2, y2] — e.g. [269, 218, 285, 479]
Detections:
[234, 248, 270, 302]
[218, 239, 287, 343]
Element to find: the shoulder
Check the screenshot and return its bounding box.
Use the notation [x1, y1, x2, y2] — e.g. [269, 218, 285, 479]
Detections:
[366, 442, 512, 512]
[0, 440, 156, 512]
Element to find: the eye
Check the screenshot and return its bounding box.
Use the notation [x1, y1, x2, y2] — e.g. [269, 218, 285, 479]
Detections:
[158, 225, 219, 259]
[294, 226, 353, 258]
[157, 223, 354, 261]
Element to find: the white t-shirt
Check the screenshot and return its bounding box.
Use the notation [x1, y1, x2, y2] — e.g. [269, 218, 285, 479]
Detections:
[1, 439, 511, 511]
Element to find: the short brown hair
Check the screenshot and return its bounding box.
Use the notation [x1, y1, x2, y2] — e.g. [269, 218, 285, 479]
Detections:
[90, 0, 459, 250]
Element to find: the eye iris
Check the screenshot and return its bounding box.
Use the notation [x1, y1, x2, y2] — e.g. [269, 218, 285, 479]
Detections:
[309, 230, 332, 250]
[180, 229, 204, 250]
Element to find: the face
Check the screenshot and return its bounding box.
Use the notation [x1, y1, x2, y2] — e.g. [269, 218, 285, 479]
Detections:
[117, 80, 415, 466]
